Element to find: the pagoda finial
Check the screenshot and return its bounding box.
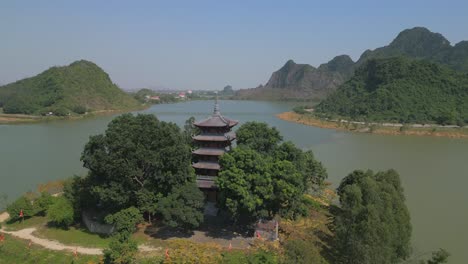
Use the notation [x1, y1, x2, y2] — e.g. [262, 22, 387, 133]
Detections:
[213, 91, 220, 115]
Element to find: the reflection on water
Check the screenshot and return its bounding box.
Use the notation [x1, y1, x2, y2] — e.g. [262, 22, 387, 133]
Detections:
[1, 100, 467, 263]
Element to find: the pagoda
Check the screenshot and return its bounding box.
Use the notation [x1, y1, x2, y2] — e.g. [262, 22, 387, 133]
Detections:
[192, 97, 238, 202]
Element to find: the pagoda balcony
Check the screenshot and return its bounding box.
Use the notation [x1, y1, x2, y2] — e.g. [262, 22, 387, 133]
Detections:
[192, 132, 236, 142]
[192, 147, 227, 156]
[192, 161, 221, 170]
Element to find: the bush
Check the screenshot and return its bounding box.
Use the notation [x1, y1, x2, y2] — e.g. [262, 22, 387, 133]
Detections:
[72, 105, 87, 114]
[282, 239, 326, 264]
[221, 250, 277, 264]
[103, 237, 138, 264]
[6, 196, 35, 222]
[47, 196, 74, 227]
[105, 207, 143, 239]
[35, 192, 55, 216]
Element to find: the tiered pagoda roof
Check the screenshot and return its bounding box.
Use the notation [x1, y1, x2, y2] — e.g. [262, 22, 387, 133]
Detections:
[192, 96, 238, 190]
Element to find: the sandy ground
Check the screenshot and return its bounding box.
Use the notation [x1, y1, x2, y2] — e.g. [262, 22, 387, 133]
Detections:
[0, 212, 10, 223]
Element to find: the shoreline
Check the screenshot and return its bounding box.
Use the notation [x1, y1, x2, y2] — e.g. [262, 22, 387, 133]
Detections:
[276, 112, 468, 139]
[0, 104, 150, 125]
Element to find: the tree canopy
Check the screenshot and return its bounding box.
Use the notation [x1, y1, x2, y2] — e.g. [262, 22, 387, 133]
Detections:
[334, 169, 412, 264]
[80, 113, 204, 228]
[216, 122, 327, 222]
[316, 57, 468, 125]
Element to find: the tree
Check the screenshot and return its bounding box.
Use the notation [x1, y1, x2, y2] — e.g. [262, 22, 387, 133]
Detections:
[105, 207, 143, 240]
[104, 237, 138, 264]
[47, 196, 74, 227]
[80, 114, 204, 228]
[35, 192, 55, 216]
[183, 116, 200, 146]
[236, 122, 283, 154]
[425, 248, 450, 264]
[157, 182, 204, 229]
[282, 239, 326, 264]
[6, 196, 35, 221]
[217, 147, 308, 221]
[334, 169, 412, 264]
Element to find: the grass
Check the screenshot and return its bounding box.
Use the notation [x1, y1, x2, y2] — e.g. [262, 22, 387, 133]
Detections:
[0, 234, 101, 264]
[4, 216, 48, 231]
[34, 225, 112, 248]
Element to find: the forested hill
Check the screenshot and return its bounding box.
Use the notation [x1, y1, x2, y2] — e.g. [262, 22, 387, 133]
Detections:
[235, 27, 468, 101]
[315, 57, 468, 125]
[0, 60, 140, 115]
[235, 56, 354, 101]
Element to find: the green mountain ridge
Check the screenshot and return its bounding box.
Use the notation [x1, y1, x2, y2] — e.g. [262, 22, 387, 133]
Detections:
[235, 27, 468, 101]
[315, 57, 468, 125]
[0, 60, 140, 115]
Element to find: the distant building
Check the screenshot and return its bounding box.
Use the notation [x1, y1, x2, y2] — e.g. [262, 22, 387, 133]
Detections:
[187, 90, 193, 94]
[192, 97, 238, 203]
[178, 92, 186, 99]
[149, 95, 160, 100]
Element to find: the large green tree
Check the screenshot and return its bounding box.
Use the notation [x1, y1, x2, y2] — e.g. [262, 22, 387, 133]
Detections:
[217, 122, 328, 222]
[236, 122, 283, 154]
[334, 169, 412, 264]
[80, 113, 204, 228]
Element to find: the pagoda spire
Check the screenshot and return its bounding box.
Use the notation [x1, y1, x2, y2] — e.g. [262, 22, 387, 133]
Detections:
[213, 92, 220, 115]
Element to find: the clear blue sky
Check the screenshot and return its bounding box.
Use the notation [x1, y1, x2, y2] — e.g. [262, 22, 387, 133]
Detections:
[1, 0, 467, 90]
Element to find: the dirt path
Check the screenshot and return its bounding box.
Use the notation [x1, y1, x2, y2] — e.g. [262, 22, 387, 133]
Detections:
[0, 226, 162, 255]
[0, 212, 9, 223]
[1, 227, 103, 255]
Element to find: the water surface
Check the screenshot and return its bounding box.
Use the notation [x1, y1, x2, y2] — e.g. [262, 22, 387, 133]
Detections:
[0, 100, 467, 262]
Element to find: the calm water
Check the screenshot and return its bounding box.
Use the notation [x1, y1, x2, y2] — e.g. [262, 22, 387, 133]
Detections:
[1, 100, 467, 263]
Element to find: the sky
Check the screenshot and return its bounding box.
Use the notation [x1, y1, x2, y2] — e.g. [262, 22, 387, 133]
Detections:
[1, 0, 468, 90]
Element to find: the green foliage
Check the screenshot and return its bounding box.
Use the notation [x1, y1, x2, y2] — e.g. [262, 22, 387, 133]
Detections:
[47, 196, 74, 227]
[292, 106, 307, 114]
[6, 196, 35, 221]
[425, 248, 450, 264]
[105, 207, 143, 240]
[316, 57, 468, 125]
[157, 182, 204, 229]
[334, 169, 412, 264]
[103, 237, 138, 264]
[183, 116, 200, 146]
[282, 239, 326, 264]
[35, 192, 55, 216]
[218, 122, 327, 222]
[0, 60, 139, 115]
[221, 250, 278, 264]
[80, 113, 205, 230]
[72, 105, 87, 114]
[236, 122, 283, 154]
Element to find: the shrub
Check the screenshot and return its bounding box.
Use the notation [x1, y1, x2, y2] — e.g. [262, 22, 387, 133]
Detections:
[105, 207, 143, 239]
[282, 239, 325, 264]
[35, 192, 55, 216]
[6, 196, 35, 222]
[103, 237, 138, 264]
[47, 196, 74, 227]
[72, 105, 87, 114]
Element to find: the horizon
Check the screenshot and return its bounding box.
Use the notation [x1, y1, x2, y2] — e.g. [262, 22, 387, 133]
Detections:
[1, 0, 468, 90]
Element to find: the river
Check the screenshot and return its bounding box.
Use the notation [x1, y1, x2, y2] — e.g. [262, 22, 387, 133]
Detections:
[0, 100, 467, 263]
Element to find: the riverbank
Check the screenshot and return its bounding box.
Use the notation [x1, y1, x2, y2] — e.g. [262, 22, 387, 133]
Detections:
[276, 112, 468, 139]
[0, 105, 150, 125]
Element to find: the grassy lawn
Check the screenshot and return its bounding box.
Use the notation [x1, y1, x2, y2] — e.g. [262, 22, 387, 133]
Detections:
[0, 234, 101, 264]
[4, 216, 48, 231]
[34, 225, 112, 248]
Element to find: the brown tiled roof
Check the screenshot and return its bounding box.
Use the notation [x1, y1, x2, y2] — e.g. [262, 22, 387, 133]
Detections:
[192, 148, 226, 156]
[192, 132, 236, 142]
[192, 162, 221, 170]
[194, 114, 239, 128]
[196, 179, 216, 189]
